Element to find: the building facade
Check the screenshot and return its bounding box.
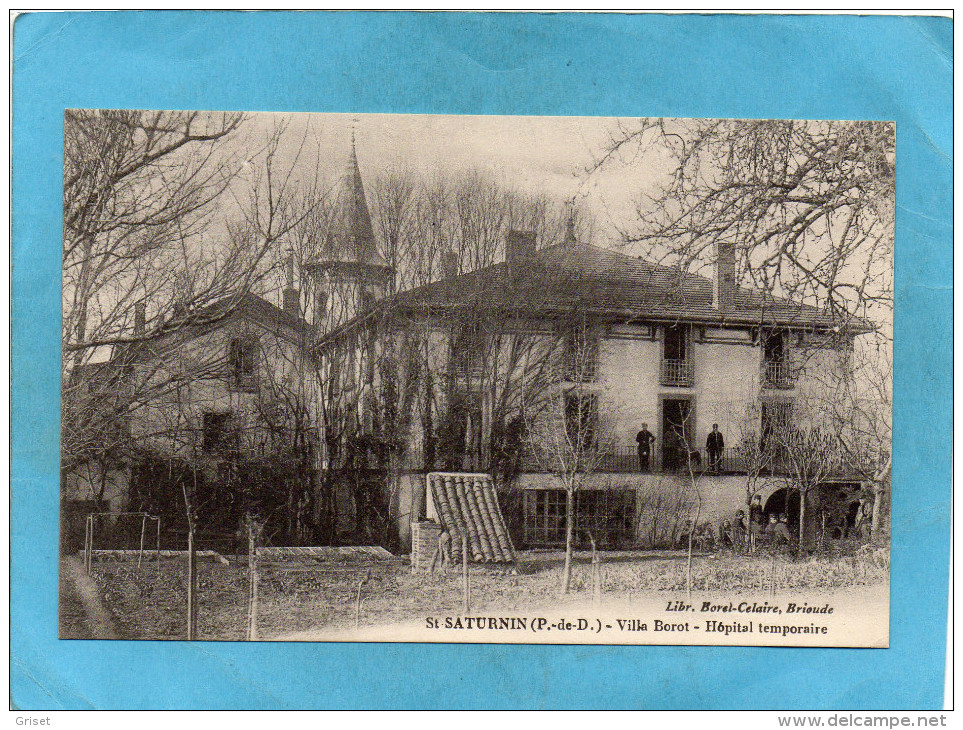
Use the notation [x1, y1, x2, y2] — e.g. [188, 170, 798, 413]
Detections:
[314, 156, 873, 551]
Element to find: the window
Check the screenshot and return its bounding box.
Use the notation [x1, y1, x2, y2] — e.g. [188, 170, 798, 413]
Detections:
[564, 392, 599, 451]
[451, 323, 486, 375]
[438, 390, 484, 470]
[522, 488, 636, 548]
[228, 338, 257, 390]
[761, 400, 793, 461]
[202, 411, 238, 453]
[660, 324, 694, 387]
[762, 330, 794, 388]
[523, 489, 567, 546]
[663, 323, 688, 361]
[563, 323, 599, 382]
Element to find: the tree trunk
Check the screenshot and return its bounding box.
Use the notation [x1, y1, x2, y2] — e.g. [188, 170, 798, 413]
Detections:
[797, 488, 807, 558]
[686, 531, 694, 599]
[561, 488, 574, 594]
[871, 484, 883, 543]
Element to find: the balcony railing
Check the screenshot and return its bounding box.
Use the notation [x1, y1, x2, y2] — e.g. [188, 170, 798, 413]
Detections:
[399, 446, 768, 476]
[660, 358, 694, 387]
[564, 355, 598, 383]
[762, 360, 796, 389]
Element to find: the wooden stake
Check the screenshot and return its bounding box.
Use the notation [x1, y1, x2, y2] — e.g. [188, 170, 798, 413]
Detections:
[589, 533, 601, 605]
[355, 569, 372, 630]
[137, 514, 147, 568]
[186, 523, 197, 640]
[462, 535, 470, 614]
[155, 517, 161, 580]
[83, 515, 92, 575]
[769, 548, 777, 598]
[247, 516, 259, 641]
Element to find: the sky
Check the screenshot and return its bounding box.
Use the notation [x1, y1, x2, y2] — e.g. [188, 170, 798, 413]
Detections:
[235, 111, 671, 245]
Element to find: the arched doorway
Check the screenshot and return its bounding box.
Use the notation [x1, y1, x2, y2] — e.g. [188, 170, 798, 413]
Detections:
[764, 487, 800, 528]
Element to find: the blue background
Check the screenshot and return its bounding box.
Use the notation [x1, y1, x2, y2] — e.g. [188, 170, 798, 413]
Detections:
[11, 12, 952, 710]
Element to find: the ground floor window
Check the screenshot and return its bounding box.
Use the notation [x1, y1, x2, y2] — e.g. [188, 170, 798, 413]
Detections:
[522, 488, 636, 548]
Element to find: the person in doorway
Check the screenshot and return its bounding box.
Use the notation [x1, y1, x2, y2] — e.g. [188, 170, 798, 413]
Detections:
[635, 424, 656, 472]
[773, 513, 793, 546]
[706, 423, 725, 473]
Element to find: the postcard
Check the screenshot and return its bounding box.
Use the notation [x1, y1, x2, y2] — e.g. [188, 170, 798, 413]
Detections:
[60, 111, 892, 648]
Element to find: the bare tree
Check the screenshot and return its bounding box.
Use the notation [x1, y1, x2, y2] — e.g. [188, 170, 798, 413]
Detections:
[595, 118, 893, 328]
[799, 335, 892, 541]
[63, 111, 330, 487]
[524, 310, 617, 594]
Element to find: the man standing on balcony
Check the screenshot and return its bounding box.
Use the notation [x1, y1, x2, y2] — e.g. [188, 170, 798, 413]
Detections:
[706, 424, 725, 474]
[636, 424, 656, 472]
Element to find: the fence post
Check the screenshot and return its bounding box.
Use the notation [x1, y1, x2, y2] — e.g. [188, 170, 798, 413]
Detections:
[83, 515, 92, 575]
[590, 534, 601, 605]
[769, 548, 777, 598]
[186, 520, 197, 640]
[355, 569, 372, 630]
[137, 514, 147, 568]
[247, 515, 260, 641]
[155, 517, 161, 579]
[462, 535, 470, 614]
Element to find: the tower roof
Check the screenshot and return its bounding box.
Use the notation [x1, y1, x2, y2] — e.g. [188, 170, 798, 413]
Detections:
[313, 136, 391, 273]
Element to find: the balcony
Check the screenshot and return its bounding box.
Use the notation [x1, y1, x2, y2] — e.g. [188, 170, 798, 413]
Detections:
[762, 361, 796, 389]
[396, 444, 859, 480]
[660, 358, 694, 387]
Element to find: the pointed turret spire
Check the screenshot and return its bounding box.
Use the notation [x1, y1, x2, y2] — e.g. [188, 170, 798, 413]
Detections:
[325, 131, 387, 269]
[305, 132, 394, 330]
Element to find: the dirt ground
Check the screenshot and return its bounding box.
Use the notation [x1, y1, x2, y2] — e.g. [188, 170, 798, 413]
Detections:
[60, 546, 889, 643]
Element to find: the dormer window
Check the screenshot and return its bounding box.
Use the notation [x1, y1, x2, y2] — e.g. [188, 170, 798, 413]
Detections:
[228, 338, 257, 391]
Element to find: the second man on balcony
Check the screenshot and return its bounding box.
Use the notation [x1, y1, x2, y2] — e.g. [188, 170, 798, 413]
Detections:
[635, 423, 656, 472]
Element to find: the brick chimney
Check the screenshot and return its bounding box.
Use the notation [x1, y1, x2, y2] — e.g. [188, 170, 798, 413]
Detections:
[506, 230, 537, 272]
[133, 301, 146, 336]
[282, 251, 300, 317]
[283, 287, 300, 316]
[712, 241, 736, 312]
[440, 249, 459, 280]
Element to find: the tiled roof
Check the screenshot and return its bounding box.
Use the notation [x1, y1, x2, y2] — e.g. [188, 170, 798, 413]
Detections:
[119, 292, 308, 363]
[391, 242, 873, 332]
[427, 472, 516, 564]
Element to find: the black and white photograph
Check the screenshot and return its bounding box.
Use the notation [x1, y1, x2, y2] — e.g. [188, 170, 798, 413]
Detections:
[60, 110, 893, 646]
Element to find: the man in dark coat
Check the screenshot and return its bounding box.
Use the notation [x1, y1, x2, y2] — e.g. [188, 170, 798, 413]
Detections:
[635, 423, 655, 472]
[706, 423, 725, 473]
